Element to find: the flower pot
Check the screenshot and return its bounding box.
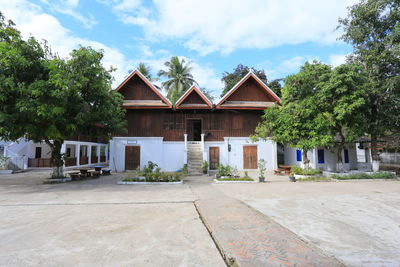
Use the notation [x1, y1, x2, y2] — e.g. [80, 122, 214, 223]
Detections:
[289, 176, 296, 182]
[259, 177, 265, 183]
[203, 170, 207, 174]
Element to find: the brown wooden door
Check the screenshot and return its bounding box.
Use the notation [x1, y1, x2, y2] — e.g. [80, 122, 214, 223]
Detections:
[209, 147, 220, 170]
[243, 146, 257, 169]
[125, 146, 140, 170]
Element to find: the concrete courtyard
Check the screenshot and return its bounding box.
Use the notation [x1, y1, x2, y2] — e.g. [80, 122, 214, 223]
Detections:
[0, 170, 399, 266]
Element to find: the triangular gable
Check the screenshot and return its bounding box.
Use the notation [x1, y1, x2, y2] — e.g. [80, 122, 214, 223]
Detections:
[116, 70, 172, 109]
[216, 72, 281, 110]
[175, 86, 213, 109]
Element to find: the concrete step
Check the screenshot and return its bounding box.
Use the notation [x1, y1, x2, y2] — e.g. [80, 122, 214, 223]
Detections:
[188, 165, 202, 168]
[188, 173, 203, 176]
[188, 157, 202, 161]
[188, 162, 202, 166]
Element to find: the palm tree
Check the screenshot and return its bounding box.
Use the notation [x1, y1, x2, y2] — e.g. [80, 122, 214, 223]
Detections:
[137, 62, 157, 82]
[158, 56, 197, 104]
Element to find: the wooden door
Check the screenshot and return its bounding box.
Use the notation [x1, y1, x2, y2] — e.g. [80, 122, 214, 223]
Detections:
[209, 147, 220, 170]
[243, 146, 257, 169]
[125, 146, 140, 170]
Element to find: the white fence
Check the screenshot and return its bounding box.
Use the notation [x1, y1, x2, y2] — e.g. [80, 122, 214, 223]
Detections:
[380, 152, 400, 164]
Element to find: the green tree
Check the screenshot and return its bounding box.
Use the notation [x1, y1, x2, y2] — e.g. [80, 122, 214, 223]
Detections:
[200, 87, 215, 103]
[137, 62, 158, 82]
[339, 0, 400, 169]
[158, 56, 197, 104]
[267, 78, 283, 98]
[319, 63, 369, 171]
[253, 62, 333, 166]
[221, 64, 268, 97]
[0, 13, 126, 178]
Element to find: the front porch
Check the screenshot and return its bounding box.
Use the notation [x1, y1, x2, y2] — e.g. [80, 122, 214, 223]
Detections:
[27, 140, 108, 168]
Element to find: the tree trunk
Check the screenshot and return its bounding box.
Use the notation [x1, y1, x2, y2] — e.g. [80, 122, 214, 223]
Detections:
[46, 140, 65, 178]
[302, 150, 310, 168]
[336, 130, 345, 173]
[336, 144, 344, 173]
[370, 133, 380, 172]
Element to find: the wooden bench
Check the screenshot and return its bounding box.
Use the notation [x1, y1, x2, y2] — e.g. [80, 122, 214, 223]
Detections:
[274, 167, 291, 175]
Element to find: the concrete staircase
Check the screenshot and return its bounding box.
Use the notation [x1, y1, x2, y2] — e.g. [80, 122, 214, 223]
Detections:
[187, 142, 203, 175]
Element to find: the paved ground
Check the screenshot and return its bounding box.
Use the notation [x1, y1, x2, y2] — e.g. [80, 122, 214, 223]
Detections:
[1, 170, 400, 266]
[216, 179, 400, 267]
[189, 176, 341, 266]
[0, 170, 224, 267]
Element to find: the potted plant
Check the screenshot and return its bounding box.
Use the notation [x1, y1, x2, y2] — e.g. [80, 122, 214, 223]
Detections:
[258, 159, 266, 182]
[202, 161, 208, 174]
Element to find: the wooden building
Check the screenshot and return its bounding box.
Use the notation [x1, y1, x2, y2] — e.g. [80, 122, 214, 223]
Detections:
[110, 70, 281, 174]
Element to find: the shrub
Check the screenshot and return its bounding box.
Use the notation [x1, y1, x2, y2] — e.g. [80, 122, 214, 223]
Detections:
[216, 177, 254, 181]
[202, 161, 209, 172]
[217, 164, 232, 177]
[291, 166, 322, 176]
[182, 164, 188, 175]
[332, 172, 396, 180]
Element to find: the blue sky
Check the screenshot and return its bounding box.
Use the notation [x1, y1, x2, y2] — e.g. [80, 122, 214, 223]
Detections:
[1, 0, 356, 98]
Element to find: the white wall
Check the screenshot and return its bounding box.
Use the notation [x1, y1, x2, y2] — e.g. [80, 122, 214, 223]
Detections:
[284, 146, 314, 167]
[222, 137, 277, 171]
[162, 142, 185, 171]
[110, 136, 278, 173]
[284, 144, 358, 171]
[110, 137, 185, 172]
[26, 142, 52, 158]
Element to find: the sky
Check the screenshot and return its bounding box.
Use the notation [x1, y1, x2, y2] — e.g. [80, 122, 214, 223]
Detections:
[0, 0, 357, 98]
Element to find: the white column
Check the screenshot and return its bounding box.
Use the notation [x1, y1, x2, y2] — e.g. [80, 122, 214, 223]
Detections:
[88, 145, 92, 165]
[313, 149, 318, 169]
[76, 143, 80, 167]
[97, 145, 100, 163]
[61, 142, 67, 168]
[201, 133, 206, 162]
[184, 134, 188, 164]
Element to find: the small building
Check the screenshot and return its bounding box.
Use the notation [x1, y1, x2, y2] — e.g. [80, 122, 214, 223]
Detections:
[2, 138, 108, 171]
[110, 70, 281, 174]
[283, 144, 372, 171]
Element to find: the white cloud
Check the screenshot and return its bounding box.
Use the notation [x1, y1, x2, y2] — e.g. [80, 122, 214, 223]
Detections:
[329, 54, 348, 67]
[43, 0, 97, 28]
[0, 0, 130, 86]
[260, 55, 320, 80]
[106, 0, 357, 55]
[125, 55, 223, 98]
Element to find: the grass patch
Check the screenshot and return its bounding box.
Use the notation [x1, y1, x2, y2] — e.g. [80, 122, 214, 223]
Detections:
[296, 176, 331, 182]
[332, 172, 397, 180]
[216, 177, 254, 181]
[291, 166, 322, 175]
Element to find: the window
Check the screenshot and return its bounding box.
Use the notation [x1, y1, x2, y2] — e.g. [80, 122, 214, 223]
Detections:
[210, 115, 222, 130]
[344, 149, 349, 163]
[163, 114, 184, 130]
[296, 149, 302, 162]
[317, 149, 325, 164]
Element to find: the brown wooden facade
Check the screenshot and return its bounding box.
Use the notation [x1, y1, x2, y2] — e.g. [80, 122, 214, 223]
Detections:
[115, 70, 280, 141]
[122, 109, 262, 141]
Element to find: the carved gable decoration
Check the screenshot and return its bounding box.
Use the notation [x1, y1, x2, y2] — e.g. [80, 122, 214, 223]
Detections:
[116, 70, 172, 109]
[175, 86, 213, 109]
[217, 72, 280, 110]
